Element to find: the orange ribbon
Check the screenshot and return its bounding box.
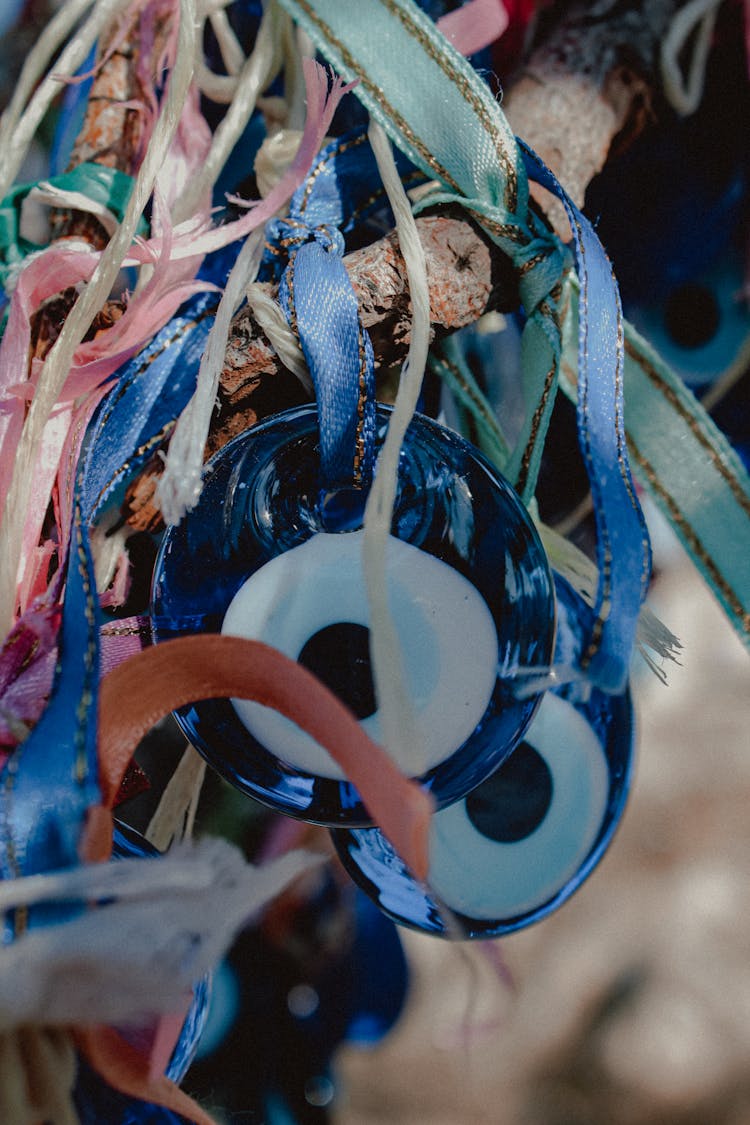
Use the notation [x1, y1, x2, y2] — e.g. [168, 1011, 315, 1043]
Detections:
[83, 633, 433, 877]
[74, 1025, 220, 1125]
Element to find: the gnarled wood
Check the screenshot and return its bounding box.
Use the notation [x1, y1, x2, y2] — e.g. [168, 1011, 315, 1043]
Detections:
[48, 0, 683, 529]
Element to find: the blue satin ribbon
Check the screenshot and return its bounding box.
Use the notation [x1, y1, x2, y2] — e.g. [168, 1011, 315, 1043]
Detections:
[519, 141, 652, 686]
[78, 292, 219, 518]
[276, 219, 376, 490]
[264, 127, 417, 491]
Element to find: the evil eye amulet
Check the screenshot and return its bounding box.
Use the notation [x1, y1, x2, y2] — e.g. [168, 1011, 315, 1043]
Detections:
[331, 577, 634, 937]
[151, 404, 555, 825]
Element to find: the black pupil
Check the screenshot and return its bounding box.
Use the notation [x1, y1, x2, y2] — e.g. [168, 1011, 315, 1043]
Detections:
[298, 622, 376, 720]
[664, 283, 720, 349]
[466, 740, 553, 843]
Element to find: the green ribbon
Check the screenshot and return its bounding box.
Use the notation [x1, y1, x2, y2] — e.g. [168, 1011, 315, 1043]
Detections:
[0, 163, 147, 291]
[429, 336, 511, 472]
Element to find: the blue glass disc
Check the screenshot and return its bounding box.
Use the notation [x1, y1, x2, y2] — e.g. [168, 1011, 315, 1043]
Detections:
[151, 404, 555, 825]
[330, 577, 634, 937]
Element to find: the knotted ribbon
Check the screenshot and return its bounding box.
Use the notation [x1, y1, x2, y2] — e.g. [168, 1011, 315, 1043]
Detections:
[276, 0, 651, 692]
[264, 136, 380, 492]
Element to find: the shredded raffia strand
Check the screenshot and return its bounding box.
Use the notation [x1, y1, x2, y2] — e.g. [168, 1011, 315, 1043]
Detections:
[175, 2, 282, 221]
[0, 0, 198, 631]
[362, 121, 431, 775]
[0, 0, 134, 201]
[90, 520, 129, 595]
[537, 518, 683, 684]
[25, 183, 125, 238]
[245, 283, 313, 392]
[208, 6, 245, 75]
[636, 605, 684, 684]
[145, 743, 208, 851]
[156, 227, 265, 525]
[660, 0, 722, 116]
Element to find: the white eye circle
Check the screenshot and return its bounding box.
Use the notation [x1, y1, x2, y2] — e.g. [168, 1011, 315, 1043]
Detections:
[221, 529, 499, 781]
[426, 691, 609, 920]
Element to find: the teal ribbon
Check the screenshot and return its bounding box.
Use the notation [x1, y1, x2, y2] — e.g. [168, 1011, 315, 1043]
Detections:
[429, 336, 511, 472]
[0, 163, 147, 291]
[561, 276, 750, 651]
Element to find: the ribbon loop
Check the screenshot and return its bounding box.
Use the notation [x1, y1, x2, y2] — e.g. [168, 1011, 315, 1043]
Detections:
[264, 132, 381, 493]
[514, 236, 568, 317]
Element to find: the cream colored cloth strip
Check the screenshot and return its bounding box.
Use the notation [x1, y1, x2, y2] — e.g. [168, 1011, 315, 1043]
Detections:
[145, 743, 207, 852]
[362, 121, 431, 776]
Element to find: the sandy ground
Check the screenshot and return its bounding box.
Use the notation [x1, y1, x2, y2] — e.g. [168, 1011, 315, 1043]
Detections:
[332, 512, 750, 1125]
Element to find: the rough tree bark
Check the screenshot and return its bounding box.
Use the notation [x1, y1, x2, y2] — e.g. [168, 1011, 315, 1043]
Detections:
[44, 0, 684, 530]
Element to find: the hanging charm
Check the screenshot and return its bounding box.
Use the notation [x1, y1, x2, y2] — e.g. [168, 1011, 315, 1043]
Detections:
[151, 403, 555, 824]
[331, 576, 634, 938]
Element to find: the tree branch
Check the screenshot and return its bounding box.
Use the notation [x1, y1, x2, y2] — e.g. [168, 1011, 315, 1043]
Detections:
[50, 0, 683, 531]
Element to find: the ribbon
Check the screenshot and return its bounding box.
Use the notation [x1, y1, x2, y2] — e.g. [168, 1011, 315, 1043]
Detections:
[83, 634, 433, 879]
[561, 277, 750, 651]
[278, 226, 375, 491]
[262, 122, 426, 492]
[429, 335, 511, 472]
[265, 133, 381, 492]
[519, 142, 651, 686]
[0, 164, 147, 292]
[75, 1026, 219, 1125]
[275, 0, 651, 692]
